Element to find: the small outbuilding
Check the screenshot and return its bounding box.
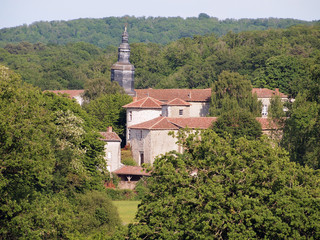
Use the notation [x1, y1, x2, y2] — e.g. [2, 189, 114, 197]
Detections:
[113, 165, 150, 189]
[100, 127, 122, 172]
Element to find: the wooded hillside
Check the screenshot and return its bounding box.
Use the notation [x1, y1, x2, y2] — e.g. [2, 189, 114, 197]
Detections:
[0, 15, 313, 48]
[1, 24, 319, 97]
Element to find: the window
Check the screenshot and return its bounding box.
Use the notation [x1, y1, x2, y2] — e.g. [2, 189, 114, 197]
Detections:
[179, 109, 183, 116]
[129, 111, 132, 121]
[262, 105, 268, 116]
[128, 129, 131, 139]
[140, 152, 144, 165]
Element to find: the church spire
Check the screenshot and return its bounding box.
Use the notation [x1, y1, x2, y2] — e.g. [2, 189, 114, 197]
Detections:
[110, 25, 135, 96]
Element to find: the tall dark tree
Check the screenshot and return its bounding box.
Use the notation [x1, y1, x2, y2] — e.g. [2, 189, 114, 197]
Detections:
[209, 71, 261, 116]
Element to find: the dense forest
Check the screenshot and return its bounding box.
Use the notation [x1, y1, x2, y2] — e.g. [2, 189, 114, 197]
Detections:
[0, 15, 313, 48]
[1, 18, 320, 239]
[0, 24, 319, 97]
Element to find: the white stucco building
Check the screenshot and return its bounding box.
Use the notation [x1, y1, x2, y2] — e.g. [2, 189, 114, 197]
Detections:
[100, 127, 122, 172]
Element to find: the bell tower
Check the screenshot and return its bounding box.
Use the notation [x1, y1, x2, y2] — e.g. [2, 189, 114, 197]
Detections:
[111, 25, 135, 96]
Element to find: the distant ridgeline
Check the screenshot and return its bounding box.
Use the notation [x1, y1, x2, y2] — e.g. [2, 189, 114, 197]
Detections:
[0, 15, 315, 48]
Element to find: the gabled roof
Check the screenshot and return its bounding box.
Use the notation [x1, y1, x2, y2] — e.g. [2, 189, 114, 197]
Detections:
[252, 88, 287, 98]
[129, 117, 217, 130]
[47, 90, 84, 99]
[122, 96, 163, 109]
[135, 88, 212, 102]
[100, 132, 122, 142]
[113, 166, 150, 176]
[162, 98, 191, 106]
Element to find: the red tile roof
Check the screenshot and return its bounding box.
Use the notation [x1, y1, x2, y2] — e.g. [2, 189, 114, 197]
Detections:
[135, 88, 212, 102]
[47, 90, 84, 99]
[256, 117, 283, 130]
[252, 88, 287, 98]
[162, 98, 191, 106]
[123, 96, 163, 109]
[129, 116, 217, 130]
[113, 166, 150, 176]
[169, 117, 217, 129]
[136, 88, 287, 102]
[100, 132, 122, 142]
[129, 116, 179, 130]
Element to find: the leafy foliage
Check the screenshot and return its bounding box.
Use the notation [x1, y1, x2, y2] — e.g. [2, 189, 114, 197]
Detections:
[0, 65, 121, 239]
[128, 129, 320, 239]
[1, 25, 320, 95]
[210, 71, 261, 116]
[83, 93, 132, 141]
[0, 17, 311, 48]
[212, 109, 262, 141]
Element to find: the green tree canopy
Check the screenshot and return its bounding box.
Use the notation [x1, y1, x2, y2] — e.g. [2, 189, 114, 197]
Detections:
[212, 109, 262, 141]
[281, 93, 320, 170]
[0, 65, 121, 238]
[128, 129, 320, 239]
[210, 71, 261, 116]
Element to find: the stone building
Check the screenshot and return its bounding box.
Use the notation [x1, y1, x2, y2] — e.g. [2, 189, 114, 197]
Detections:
[128, 116, 217, 165]
[111, 26, 135, 96]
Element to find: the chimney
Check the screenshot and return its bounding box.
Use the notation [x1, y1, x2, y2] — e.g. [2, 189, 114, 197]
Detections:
[275, 88, 279, 95]
[108, 126, 112, 132]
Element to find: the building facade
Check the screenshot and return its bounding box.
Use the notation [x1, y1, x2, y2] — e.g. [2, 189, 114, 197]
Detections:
[100, 127, 122, 172]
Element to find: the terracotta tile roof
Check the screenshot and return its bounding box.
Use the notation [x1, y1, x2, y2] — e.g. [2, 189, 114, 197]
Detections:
[162, 98, 191, 106]
[100, 132, 122, 142]
[135, 88, 212, 102]
[47, 90, 84, 99]
[256, 117, 284, 130]
[129, 117, 217, 130]
[113, 166, 150, 176]
[123, 96, 163, 109]
[252, 88, 287, 98]
[129, 116, 179, 130]
[136, 88, 287, 102]
[169, 117, 217, 129]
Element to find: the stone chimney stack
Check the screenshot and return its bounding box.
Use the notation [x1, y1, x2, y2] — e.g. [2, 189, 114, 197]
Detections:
[108, 126, 113, 132]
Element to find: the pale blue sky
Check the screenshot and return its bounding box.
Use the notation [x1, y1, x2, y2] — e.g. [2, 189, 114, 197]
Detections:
[1, 0, 319, 29]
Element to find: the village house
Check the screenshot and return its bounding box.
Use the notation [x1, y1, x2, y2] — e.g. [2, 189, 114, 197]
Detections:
[100, 126, 122, 172]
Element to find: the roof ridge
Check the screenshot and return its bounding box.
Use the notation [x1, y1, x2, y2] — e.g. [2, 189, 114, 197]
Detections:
[149, 116, 166, 129]
[140, 97, 149, 107]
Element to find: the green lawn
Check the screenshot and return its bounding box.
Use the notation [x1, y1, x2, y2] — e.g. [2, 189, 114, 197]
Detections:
[113, 201, 141, 225]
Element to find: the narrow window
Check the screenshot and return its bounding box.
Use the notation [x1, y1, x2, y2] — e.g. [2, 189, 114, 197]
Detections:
[179, 109, 183, 116]
[140, 152, 144, 165]
[129, 111, 132, 121]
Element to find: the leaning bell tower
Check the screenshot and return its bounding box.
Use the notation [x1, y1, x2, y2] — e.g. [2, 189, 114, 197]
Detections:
[111, 25, 135, 96]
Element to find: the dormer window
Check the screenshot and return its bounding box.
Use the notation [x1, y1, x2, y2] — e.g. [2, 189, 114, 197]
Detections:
[179, 109, 183, 116]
